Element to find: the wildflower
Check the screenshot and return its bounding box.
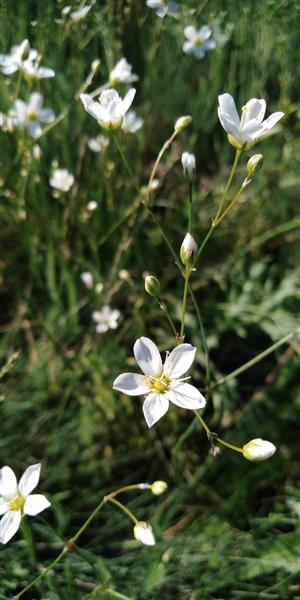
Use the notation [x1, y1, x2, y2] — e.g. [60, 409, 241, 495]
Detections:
[113, 337, 206, 428]
[22, 57, 55, 80]
[183, 26, 216, 59]
[181, 152, 196, 182]
[133, 521, 156, 545]
[49, 168, 74, 192]
[218, 93, 285, 150]
[151, 481, 167, 496]
[146, 0, 178, 18]
[242, 438, 277, 462]
[8, 92, 55, 138]
[87, 200, 98, 211]
[81, 88, 136, 130]
[92, 306, 121, 333]
[87, 134, 109, 153]
[0, 39, 36, 75]
[180, 233, 198, 266]
[174, 115, 192, 133]
[70, 5, 91, 22]
[109, 58, 138, 85]
[80, 272, 94, 288]
[122, 110, 144, 134]
[0, 463, 51, 544]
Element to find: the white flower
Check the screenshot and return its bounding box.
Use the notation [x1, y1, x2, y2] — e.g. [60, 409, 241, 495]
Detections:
[80, 271, 94, 288]
[181, 152, 196, 182]
[218, 93, 285, 150]
[183, 26, 216, 59]
[0, 39, 36, 75]
[8, 92, 55, 138]
[70, 5, 91, 21]
[133, 521, 156, 546]
[0, 463, 51, 544]
[87, 134, 109, 153]
[81, 88, 136, 130]
[121, 111, 144, 134]
[242, 438, 277, 462]
[92, 305, 121, 333]
[113, 337, 206, 428]
[22, 58, 55, 80]
[87, 200, 98, 211]
[49, 168, 74, 192]
[146, 0, 178, 18]
[109, 58, 139, 85]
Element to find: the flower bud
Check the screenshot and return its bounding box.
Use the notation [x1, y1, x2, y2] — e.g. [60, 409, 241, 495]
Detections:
[91, 59, 101, 74]
[145, 275, 161, 298]
[151, 480, 168, 496]
[174, 115, 192, 133]
[181, 152, 196, 182]
[247, 154, 263, 177]
[242, 438, 276, 462]
[133, 521, 156, 546]
[180, 233, 198, 266]
[80, 271, 93, 288]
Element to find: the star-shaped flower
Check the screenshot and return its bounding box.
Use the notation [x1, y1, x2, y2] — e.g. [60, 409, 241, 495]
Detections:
[113, 337, 206, 427]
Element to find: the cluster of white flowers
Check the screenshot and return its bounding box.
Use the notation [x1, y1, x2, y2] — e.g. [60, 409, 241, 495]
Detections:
[2, 92, 55, 139]
[0, 39, 55, 79]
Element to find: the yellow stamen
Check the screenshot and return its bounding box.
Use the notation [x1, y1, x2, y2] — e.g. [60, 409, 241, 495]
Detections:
[145, 375, 170, 394]
[9, 494, 25, 511]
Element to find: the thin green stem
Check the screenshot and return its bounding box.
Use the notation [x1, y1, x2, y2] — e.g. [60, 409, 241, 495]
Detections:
[180, 267, 190, 341]
[211, 326, 300, 390]
[107, 497, 139, 525]
[112, 133, 140, 197]
[194, 411, 243, 454]
[13, 547, 67, 599]
[147, 130, 177, 205]
[214, 149, 242, 223]
[214, 179, 250, 227]
[188, 182, 193, 233]
[159, 297, 178, 341]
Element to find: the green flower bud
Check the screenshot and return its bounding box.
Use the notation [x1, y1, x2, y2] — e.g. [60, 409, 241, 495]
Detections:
[174, 115, 192, 133]
[247, 154, 263, 176]
[145, 275, 161, 298]
[151, 480, 168, 496]
[180, 233, 198, 266]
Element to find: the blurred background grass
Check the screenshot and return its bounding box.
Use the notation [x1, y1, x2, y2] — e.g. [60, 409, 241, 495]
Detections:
[0, 0, 300, 598]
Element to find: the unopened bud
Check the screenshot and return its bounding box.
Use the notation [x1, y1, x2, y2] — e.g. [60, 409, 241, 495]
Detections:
[133, 522, 156, 546]
[247, 154, 263, 177]
[151, 480, 168, 496]
[145, 275, 161, 298]
[174, 115, 192, 133]
[180, 233, 198, 266]
[242, 438, 276, 462]
[181, 152, 196, 182]
[91, 59, 101, 74]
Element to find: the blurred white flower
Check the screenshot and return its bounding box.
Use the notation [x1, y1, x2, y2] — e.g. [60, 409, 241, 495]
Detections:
[80, 271, 94, 288]
[92, 305, 121, 333]
[134, 521, 156, 546]
[0, 39, 36, 75]
[0, 463, 51, 544]
[87, 134, 109, 153]
[146, 0, 178, 18]
[109, 58, 138, 85]
[87, 200, 98, 211]
[95, 282, 104, 294]
[183, 25, 216, 59]
[81, 88, 136, 130]
[8, 92, 55, 138]
[113, 337, 206, 428]
[62, 5, 72, 16]
[22, 57, 55, 80]
[121, 110, 144, 134]
[70, 5, 91, 21]
[49, 168, 74, 192]
[287, 498, 300, 517]
[181, 152, 196, 181]
[32, 144, 42, 160]
[242, 438, 277, 462]
[218, 94, 285, 150]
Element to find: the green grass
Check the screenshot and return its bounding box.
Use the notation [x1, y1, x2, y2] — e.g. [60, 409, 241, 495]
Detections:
[1, 0, 300, 598]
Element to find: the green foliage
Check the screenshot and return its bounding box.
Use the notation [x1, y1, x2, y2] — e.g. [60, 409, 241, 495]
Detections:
[0, 0, 300, 598]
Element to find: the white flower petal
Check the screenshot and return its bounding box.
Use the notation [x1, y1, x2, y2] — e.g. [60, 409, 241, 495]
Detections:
[134, 521, 156, 545]
[217, 108, 241, 139]
[122, 88, 136, 113]
[184, 25, 198, 40]
[260, 111, 284, 133]
[0, 499, 10, 516]
[24, 494, 51, 516]
[80, 94, 106, 121]
[0, 467, 18, 500]
[163, 343, 196, 378]
[142, 392, 169, 428]
[134, 337, 162, 376]
[113, 373, 150, 396]
[241, 98, 266, 127]
[18, 463, 41, 497]
[218, 93, 240, 128]
[167, 382, 206, 410]
[0, 510, 21, 544]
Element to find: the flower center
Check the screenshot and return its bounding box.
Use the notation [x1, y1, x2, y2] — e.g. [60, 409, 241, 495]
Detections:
[27, 110, 38, 121]
[146, 374, 170, 394]
[193, 36, 204, 47]
[9, 494, 25, 511]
